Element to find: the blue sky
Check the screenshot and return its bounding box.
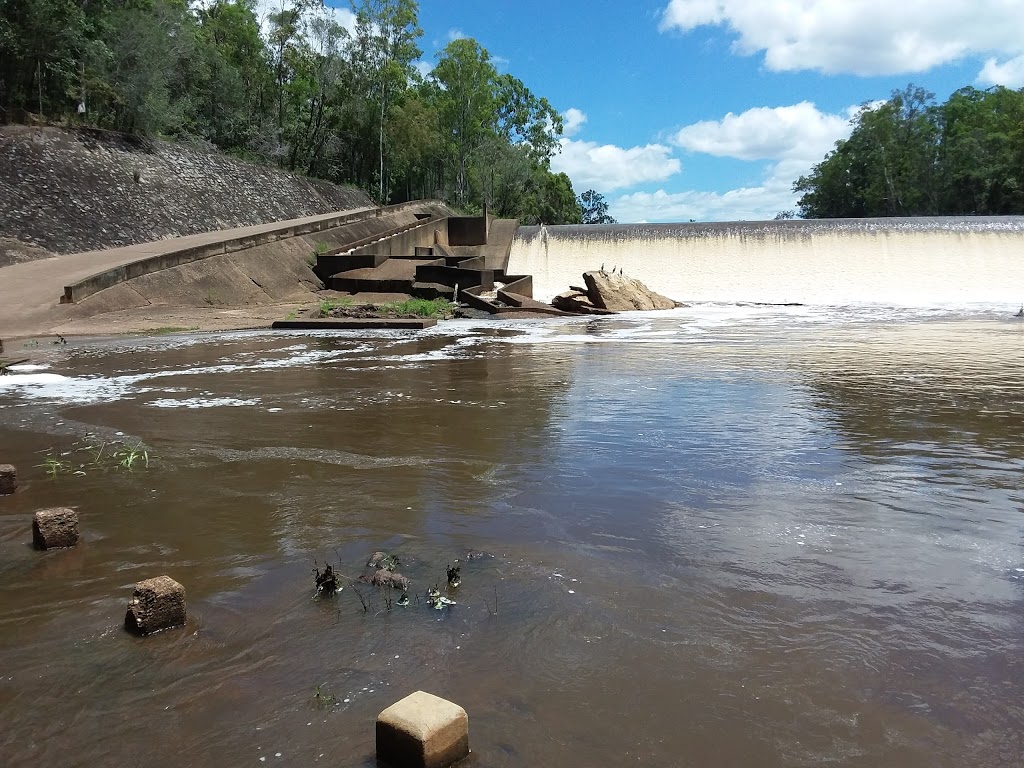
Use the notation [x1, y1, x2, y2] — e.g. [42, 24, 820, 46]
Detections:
[326, 0, 1024, 222]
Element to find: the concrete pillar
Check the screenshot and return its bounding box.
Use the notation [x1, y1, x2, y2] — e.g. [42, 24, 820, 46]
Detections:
[124, 576, 186, 636]
[0, 464, 16, 494]
[377, 691, 469, 768]
[32, 507, 79, 549]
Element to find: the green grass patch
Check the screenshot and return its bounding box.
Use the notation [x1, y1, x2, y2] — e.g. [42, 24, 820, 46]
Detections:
[319, 296, 354, 313]
[378, 298, 455, 318]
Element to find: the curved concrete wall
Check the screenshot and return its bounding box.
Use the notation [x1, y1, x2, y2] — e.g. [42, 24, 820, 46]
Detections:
[509, 217, 1024, 307]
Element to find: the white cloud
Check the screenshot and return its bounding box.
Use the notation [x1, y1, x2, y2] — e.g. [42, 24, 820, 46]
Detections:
[978, 55, 1024, 87]
[611, 173, 796, 224]
[324, 5, 357, 34]
[672, 102, 852, 164]
[412, 60, 433, 79]
[659, 0, 1024, 76]
[551, 139, 681, 193]
[447, 28, 467, 42]
[613, 101, 868, 222]
[251, 1, 356, 40]
[562, 108, 588, 138]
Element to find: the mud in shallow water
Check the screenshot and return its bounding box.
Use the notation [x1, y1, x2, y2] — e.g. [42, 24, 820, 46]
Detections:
[2, 307, 1024, 767]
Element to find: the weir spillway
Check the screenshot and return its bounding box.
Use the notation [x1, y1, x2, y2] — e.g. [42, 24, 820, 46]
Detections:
[509, 217, 1024, 307]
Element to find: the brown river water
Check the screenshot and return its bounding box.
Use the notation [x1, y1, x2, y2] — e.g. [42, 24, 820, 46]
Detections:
[2, 305, 1024, 767]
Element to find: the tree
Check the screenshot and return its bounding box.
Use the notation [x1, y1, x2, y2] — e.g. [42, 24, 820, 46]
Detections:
[793, 84, 1024, 218]
[351, 0, 422, 201]
[0, 0, 584, 219]
[430, 38, 498, 206]
[578, 189, 615, 223]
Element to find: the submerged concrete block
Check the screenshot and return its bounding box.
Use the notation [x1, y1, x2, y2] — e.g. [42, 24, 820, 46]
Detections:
[377, 691, 469, 768]
[32, 507, 79, 549]
[0, 464, 16, 494]
[124, 576, 186, 636]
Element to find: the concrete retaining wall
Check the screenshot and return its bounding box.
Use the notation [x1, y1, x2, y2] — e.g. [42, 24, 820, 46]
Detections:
[63, 201, 448, 304]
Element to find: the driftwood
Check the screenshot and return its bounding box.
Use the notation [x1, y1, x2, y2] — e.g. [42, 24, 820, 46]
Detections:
[0, 358, 29, 375]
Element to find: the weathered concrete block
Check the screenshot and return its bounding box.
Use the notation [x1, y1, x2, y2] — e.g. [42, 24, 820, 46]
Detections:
[124, 576, 186, 636]
[32, 507, 79, 549]
[0, 464, 17, 495]
[377, 691, 469, 768]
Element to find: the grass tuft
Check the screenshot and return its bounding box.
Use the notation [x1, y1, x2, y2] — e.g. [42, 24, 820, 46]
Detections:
[378, 298, 454, 318]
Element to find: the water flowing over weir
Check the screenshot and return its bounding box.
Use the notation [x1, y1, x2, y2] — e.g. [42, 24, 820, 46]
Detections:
[509, 217, 1024, 307]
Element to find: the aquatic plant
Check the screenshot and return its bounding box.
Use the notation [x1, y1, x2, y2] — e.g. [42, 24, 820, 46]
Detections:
[313, 684, 336, 707]
[36, 454, 71, 478]
[36, 438, 154, 479]
[114, 443, 150, 470]
[446, 562, 461, 588]
[313, 560, 340, 597]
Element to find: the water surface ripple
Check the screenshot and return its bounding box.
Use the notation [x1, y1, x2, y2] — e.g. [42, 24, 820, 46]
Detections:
[2, 306, 1024, 766]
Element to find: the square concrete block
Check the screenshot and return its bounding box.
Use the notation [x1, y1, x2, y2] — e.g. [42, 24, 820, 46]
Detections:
[0, 464, 16, 494]
[32, 507, 79, 549]
[377, 691, 469, 768]
[124, 576, 186, 636]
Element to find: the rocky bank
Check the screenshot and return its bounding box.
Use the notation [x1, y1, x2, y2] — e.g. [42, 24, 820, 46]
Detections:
[0, 125, 372, 256]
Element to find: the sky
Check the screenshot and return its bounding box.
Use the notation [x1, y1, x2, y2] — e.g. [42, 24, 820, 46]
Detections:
[321, 0, 1024, 223]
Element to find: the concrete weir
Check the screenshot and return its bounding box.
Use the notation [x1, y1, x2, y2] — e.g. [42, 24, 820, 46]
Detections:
[509, 217, 1024, 306]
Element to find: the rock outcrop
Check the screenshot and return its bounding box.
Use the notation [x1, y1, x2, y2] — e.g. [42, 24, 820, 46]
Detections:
[552, 270, 677, 313]
[551, 289, 616, 315]
[0, 125, 372, 254]
[583, 270, 677, 311]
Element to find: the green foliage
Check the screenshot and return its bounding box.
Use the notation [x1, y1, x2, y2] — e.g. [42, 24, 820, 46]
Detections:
[579, 189, 616, 224]
[0, 0, 581, 221]
[795, 84, 1024, 218]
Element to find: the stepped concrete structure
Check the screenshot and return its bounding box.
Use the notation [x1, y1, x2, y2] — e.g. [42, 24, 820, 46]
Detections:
[0, 201, 448, 338]
[314, 209, 566, 317]
[0, 200, 564, 339]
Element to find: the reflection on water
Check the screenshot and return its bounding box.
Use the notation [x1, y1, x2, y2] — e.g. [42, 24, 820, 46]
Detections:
[2, 307, 1024, 767]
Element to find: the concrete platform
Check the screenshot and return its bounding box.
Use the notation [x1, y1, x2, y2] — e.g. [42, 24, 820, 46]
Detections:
[272, 318, 437, 330]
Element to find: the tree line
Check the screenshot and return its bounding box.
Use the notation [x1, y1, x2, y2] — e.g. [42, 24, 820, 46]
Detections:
[0, 0, 603, 223]
[794, 84, 1024, 218]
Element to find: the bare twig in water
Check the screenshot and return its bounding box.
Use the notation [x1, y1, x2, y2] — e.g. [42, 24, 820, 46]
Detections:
[350, 582, 369, 612]
[484, 586, 498, 616]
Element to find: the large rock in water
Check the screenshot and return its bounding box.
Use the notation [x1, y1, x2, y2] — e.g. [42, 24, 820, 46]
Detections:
[551, 289, 615, 315]
[582, 270, 676, 311]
